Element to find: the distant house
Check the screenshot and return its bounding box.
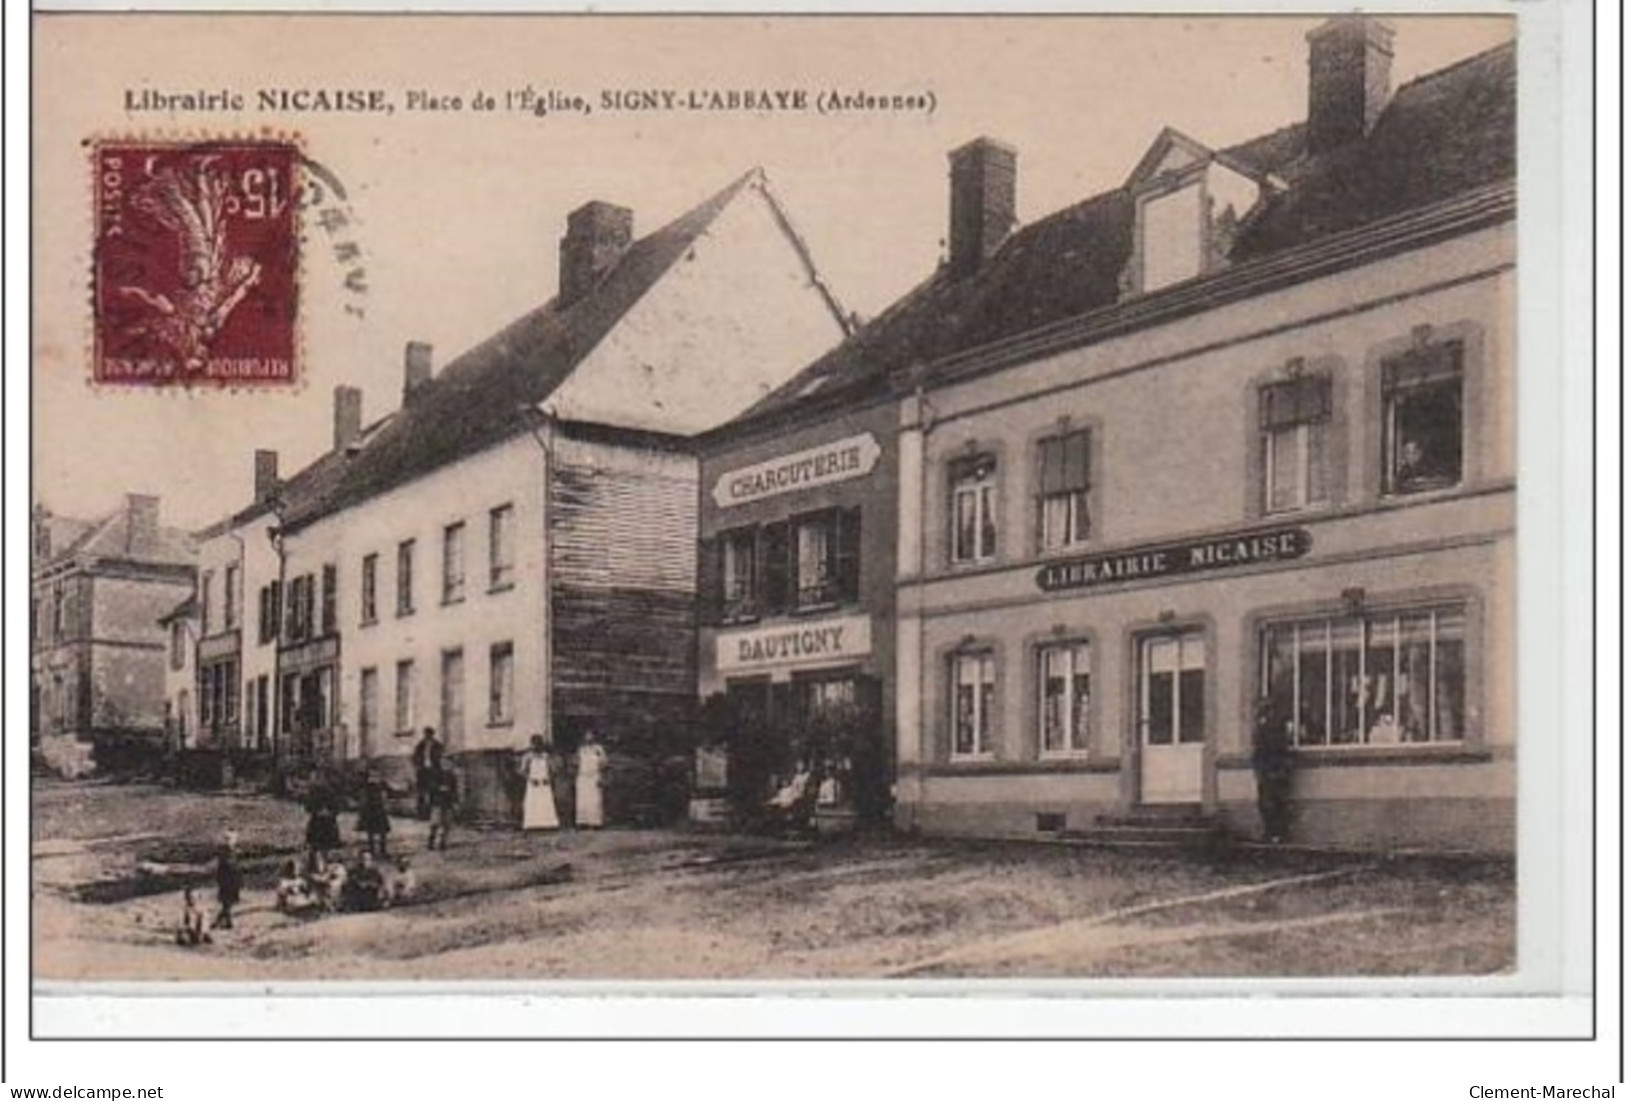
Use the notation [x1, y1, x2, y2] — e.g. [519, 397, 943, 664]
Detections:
[30, 495, 195, 775]
[712, 18, 1516, 850]
[198, 168, 849, 818]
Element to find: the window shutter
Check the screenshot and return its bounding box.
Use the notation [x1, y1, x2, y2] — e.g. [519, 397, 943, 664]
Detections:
[697, 536, 721, 625]
[762, 522, 791, 614]
[836, 508, 862, 603]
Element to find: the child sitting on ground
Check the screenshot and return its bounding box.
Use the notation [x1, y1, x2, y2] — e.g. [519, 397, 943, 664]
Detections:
[316, 855, 348, 912]
[342, 851, 388, 912]
[276, 859, 319, 915]
[388, 856, 417, 906]
[174, 888, 211, 946]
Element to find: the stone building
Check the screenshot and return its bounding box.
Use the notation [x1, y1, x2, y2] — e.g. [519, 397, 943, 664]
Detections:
[30, 495, 195, 775]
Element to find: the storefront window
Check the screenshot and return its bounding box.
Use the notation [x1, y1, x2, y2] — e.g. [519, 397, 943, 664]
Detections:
[1383, 341, 1464, 495]
[1037, 431, 1091, 550]
[1260, 374, 1331, 513]
[951, 652, 996, 757]
[950, 455, 998, 564]
[1038, 641, 1091, 754]
[1262, 604, 1466, 746]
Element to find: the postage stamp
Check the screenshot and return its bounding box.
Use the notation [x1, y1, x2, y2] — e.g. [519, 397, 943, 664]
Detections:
[91, 139, 300, 386]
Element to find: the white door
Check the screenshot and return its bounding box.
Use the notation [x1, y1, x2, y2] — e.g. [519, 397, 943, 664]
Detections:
[1138, 632, 1206, 804]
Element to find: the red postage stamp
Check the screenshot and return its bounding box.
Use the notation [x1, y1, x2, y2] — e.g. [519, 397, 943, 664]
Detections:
[92, 140, 300, 386]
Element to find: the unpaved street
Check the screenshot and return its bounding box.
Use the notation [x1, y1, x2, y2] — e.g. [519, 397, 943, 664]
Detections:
[33, 781, 1515, 981]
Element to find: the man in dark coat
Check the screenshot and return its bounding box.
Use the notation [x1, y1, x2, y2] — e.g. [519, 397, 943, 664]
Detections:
[411, 727, 443, 820]
[1253, 693, 1296, 844]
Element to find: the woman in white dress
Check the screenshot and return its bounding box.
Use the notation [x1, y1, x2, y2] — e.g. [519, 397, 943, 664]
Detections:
[575, 732, 607, 829]
[520, 735, 560, 831]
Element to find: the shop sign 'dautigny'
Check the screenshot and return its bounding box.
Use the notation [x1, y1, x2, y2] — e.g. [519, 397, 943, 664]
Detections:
[717, 615, 873, 673]
[713, 433, 881, 508]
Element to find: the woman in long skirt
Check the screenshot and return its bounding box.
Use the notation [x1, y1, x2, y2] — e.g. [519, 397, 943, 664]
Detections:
[521, 735, 560, 831]
[575, 732, 607, 829]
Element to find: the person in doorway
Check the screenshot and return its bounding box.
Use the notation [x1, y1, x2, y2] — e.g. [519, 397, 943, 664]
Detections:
[575, 732, 607, 829]
[212, 830, 242, 931]
[427, 761, 461, 851]
[1252, 693, 1296, 844]
[412, 727, 444, 820]
[519, 736, 560, 832]
[356, 774, 392, 857]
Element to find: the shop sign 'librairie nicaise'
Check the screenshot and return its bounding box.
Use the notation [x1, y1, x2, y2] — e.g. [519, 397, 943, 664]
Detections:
[713, 433, 881, 508]
[1037, 526, 1313, 592]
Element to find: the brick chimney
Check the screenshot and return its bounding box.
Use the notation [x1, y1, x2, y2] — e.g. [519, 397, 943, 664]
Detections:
[948, 137, 1018, 278]
[558, 201, 634, 307]
[125, 493, 160, 554]
[333, 385, 363, 452]
[254, 450, 280, 506]
[403, 341, 434, 403]
[1306, 16, 1395, 155]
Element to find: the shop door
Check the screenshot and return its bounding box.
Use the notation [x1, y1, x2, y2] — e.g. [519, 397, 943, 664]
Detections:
[440, 649, 465, 751]
[1137, 632, 1206, 804]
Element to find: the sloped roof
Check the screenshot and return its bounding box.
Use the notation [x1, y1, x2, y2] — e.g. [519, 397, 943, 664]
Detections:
[158, 594, 198, 624]
[278, 168, 821, 532]
[735, 39, 1514, 426]
[44, 504, 194, 569]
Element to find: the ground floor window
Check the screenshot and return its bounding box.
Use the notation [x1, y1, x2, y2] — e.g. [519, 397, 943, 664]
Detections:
[1261, 603, 1467, 746]
[951, 652, 996, 757]
[1038, 640, 1091, 755]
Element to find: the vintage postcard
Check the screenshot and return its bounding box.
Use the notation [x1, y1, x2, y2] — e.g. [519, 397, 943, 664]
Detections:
[28, 8, 1574, 1027]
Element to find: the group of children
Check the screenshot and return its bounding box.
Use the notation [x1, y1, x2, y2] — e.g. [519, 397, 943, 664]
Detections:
[275, 850, 417, 916]
[174, 779, 424, 947]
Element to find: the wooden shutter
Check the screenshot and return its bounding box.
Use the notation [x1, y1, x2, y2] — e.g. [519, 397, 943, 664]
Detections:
[762, 522, 791, 615]
[697, 536, 722, 625]
[836, 507, 862, 603]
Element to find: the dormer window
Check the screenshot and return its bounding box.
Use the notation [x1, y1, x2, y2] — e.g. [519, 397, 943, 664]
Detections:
[1126, 129, 1273, 295]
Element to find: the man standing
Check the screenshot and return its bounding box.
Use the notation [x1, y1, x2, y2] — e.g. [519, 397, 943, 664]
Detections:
[1253, 693, 1295, 844]
[411, 727, 443, 820]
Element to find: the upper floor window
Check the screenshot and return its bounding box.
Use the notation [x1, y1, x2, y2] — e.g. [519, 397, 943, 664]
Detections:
[792, 511, 838, 608]
[200, 571, 215, 636]
[397, 539, 416, 616]
[1038, 640, 1091, 756]
[52, 583, 65, 640]
[1036, 431, 1092, 550]
[258, 582, 281, 645]
[1383, 340, 1464, 496]
[720, 527, 759, 621]
[223, 564, 239, 630]
[489, 505, 515, 591]
[1261, 374, 1332, 513]
[284, 574, 315, 642]
[951, 651, 997, 758]
[1261, 603, 1467, 747]
[360, 554, 378, 624]
[949, 454, 998, 565]
[320, 563, 337, 636]
[394, 659, 416, 733]
[443, 522, 466, 604]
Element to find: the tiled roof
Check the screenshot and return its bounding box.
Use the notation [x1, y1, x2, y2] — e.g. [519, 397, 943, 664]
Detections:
[47, 506, 194, 569]
[278, 169, 779, 532]
[736, 40, 1514, 425]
